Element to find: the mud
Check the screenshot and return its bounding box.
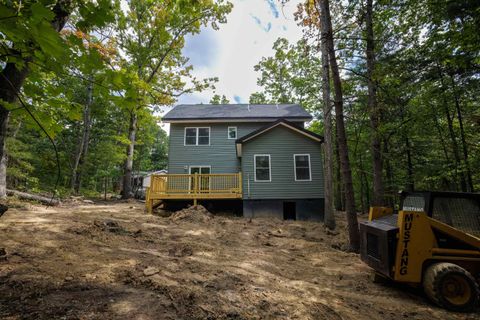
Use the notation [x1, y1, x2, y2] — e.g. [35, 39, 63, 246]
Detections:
[0, 201, 477, 319]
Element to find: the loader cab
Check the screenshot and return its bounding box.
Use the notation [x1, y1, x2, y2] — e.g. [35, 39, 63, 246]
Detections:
[399, 191, 480, 238]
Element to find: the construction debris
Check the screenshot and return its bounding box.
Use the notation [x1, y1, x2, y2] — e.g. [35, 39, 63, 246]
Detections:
[6, 189, 60, 206]
[170, 205, 213, 223]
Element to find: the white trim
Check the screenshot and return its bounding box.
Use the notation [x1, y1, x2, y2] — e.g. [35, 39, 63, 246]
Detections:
[294, 154, 312, 181]
[184, 127, 211, 146]
[227, 126, 237, 139]
[164, 118, 311, 124]
[188, 165, 211, 174]
[242, 122, 322, 143]
[188, 166, 212, 190]
[254, 154, 271, 182]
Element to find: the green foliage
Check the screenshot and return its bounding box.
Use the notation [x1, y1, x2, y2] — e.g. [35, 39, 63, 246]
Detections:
[1, 0, 232, 198]
[210, 94, 230, 104]
[250, 38, 322, 115]
[254, 0, 480, 209]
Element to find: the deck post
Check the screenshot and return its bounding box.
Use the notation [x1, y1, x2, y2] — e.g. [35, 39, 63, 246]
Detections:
[194, 173, 198, 206]
[238, 172, 242, 194]
[148, 199, 153, 214]
[145, 187, 151, 213]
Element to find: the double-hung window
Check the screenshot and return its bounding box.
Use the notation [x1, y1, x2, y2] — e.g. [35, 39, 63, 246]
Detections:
[254, 155, 271, 182]
[184, 127, 210, 146]
[294, 154, 311, 181]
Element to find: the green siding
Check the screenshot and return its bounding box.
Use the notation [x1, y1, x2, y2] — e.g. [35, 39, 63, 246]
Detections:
[168, 122, 271, 174]
[241, 125, 324, 200]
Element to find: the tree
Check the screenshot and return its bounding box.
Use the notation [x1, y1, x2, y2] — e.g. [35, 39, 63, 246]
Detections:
[210, 94, 230, 104]
[365, 0, 384, 206]
[316, 0, 336, 230]
[0, 0, 115, 197]
[317, 0, 360, 251]
[249, 92, 269, 104]
[117, 0, 232, 198]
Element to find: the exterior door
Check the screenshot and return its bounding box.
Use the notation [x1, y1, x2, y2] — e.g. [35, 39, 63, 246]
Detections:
[189, 166, 210, 192]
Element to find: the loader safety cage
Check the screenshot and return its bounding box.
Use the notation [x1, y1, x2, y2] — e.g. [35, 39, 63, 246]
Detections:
[399, 191, 480, 238]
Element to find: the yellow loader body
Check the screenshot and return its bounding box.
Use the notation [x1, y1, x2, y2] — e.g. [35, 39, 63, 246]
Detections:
[360, 191, 480, 311]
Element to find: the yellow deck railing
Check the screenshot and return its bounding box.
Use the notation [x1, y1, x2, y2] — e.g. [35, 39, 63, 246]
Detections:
[146, 173, 242, 213]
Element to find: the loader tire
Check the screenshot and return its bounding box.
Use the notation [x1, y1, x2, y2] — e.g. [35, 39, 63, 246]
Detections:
[423, 262, 479, 312]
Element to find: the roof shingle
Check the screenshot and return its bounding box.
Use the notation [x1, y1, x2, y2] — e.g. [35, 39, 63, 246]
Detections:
[162, 104, 312, 121]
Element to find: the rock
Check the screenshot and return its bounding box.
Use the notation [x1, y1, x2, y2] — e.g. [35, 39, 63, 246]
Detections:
[0, 248, 6, 256]
[83, 199, 94, 204]
[65, 276, 74, 281]
[143, 267, 160, 276]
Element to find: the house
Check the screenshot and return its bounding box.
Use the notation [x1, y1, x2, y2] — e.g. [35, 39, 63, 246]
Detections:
[147, 104, 325, 221]
[142, 170, 168, 190]
[132, 170, 169, 199]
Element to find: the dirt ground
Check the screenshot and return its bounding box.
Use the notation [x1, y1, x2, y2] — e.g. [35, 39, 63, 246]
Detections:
[0, 200, 478, 320]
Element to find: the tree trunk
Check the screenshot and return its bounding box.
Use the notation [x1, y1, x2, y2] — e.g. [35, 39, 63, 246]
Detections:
[318, 0, 360, 252]
[122, 111, 137, 199]
[71, 78, 93, 194]
[104, 177, 108, 201]
[365, 0, 384, 206]
[405, 136, 414, 192]
[382, 139, 393, 207]
[7, 189, 60, 206]
[0, 64, 30, 197]
[334, 129, 344, 211]
[438, 67, 466, 191]
[449, 74, 473, 192]
[358, 151, 369, 214]
[317, 1, 335, 230]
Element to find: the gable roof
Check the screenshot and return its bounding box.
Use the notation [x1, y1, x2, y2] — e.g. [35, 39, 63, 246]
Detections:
[235, 119, 324, 157]
[162, 104, 312, 123]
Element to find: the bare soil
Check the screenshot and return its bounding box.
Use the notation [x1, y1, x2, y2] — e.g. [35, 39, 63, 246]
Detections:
[0, 200, 477, 319]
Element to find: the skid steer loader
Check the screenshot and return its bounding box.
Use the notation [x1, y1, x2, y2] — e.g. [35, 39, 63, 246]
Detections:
[360, 191, 480, 312]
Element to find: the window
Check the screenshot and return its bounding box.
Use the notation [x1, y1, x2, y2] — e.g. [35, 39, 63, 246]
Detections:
[294, 154, 311, 181]
[184, 127, 210, 146]
[254, 155, 271, 182]
[198, 128, 210, 145]
[185, 128, 197, 145]
[228, 126, 237, 139]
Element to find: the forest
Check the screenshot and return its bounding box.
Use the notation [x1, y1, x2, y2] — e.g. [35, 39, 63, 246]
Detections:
[0, 0, 479, 213]
[1, 1, 480, 317]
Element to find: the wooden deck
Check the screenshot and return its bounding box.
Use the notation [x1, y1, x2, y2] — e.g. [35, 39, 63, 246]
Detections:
[146, 173, 242, 213]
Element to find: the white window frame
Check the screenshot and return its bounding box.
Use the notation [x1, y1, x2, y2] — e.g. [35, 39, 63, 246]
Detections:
[188, 165, 211, 174]
[184, 127, 211, 146]
[227, 126, 237, 139]
[294, 154, 312, 181]
[188, 166, 211, 190]
[254, 154, 271, 182]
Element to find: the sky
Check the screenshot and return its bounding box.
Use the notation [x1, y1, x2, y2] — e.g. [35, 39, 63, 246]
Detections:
[177, 0, 304, 106]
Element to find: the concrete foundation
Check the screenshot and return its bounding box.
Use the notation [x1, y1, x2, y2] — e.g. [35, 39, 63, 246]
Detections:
[243, 199, 324, 221]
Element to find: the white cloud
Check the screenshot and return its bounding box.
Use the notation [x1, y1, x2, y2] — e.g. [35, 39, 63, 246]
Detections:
[178, 0, 304, 105]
